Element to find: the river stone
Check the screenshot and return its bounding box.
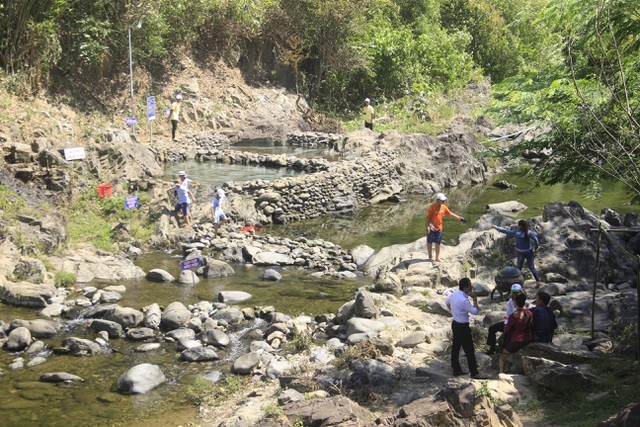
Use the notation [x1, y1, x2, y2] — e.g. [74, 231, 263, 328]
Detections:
[177, 337, 202, 351]
[397, 331, 428, 348]
[179, 270, 200, 285]
[99, 291, 122, 303]
[143, 303, 162, 329]
[27, 356, 47, 367]
[127, 327, 155, 341]
[215, 291, 252, 304]
[6, 326, 31, 351]
[146, 268, 175, 282]
[252, 252, 295, 266]
[83, 303, 118, 319]
[89, 319, 123, 339]
[181, 347, 220, 362]
[41, 303, 65, 317]
[486, 200, 527, 216]
[62, 337, 102, 356]
[351, 244, 376, 267]
[161, 302, 191, 329]
[201, 371, 222, 383]
[0, 282, 57, 308]
[10, 319, 59, 338]
[116, 363, 166, 394]
[346, 317, 386, 336]
[26, 340, 46, 354]
[351, 359, 394, 386]
[207, 259, 235, 277]
[9, 358, 24, 370]
[212, 307, 244, 325]
[232, 351, 262, 374]
[262, 269, 282, 281]
[40, 372, 84, 383]
[352, 291, 379, 319]
[204, 329, 230, 347]
[106, 306, 144, 328]
[135, 343, 161, 352]
[165, 328, 196, 341]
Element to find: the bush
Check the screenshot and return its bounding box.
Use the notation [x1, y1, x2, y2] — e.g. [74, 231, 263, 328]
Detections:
[54, 271, 77, 287]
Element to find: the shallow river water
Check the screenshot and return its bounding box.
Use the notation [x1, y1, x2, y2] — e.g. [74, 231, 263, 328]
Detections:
[1, 159, 638, 426]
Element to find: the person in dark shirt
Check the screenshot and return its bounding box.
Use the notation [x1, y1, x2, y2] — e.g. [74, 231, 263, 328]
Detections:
[531, 291, 558, 343]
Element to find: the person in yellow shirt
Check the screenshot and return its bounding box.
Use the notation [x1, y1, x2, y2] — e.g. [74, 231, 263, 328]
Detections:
[426, 193, 466, 262]
[363, 98, 375, 130]
[169, 94, 182, 141]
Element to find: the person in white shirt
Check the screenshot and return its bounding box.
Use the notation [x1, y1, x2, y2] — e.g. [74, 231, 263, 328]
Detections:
[445, 277, 488, 379]
[210, 188, 227, 232]
[170, 170, 196, 227]
[485, 283, 524, 355]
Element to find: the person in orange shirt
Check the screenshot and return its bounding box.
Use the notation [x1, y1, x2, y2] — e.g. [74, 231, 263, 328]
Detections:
[426, 193, 466, 262]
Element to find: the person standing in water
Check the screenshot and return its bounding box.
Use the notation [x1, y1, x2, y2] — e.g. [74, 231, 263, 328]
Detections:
[211, 188, 227, 233]
[493, 219, 542, 288]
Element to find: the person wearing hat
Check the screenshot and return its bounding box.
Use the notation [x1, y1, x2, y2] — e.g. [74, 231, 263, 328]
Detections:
[169, 171, 195, 227]
[363, 98, 375, 130]
[169, 94, 182, 141]
[485, 283, 525, 355]
[445, 277, 488, 379]
[426, 192, 466, 262]
[500, 292, 533, 373]
[211, 188, 228, 233]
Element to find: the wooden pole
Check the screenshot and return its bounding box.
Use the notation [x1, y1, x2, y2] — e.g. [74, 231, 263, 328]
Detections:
[591, 223, 602, 339]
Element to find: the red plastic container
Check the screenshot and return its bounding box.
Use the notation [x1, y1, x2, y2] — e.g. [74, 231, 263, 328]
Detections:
[97, 183, 113, 199]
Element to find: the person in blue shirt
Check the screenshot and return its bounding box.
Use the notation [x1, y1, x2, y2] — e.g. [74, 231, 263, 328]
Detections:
[493, 219, 542, 288]
[531, 291, 558, 343]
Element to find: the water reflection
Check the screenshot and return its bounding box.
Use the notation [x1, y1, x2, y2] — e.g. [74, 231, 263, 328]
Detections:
[164, 161, 303, 187]
[266, 170, 639, 250]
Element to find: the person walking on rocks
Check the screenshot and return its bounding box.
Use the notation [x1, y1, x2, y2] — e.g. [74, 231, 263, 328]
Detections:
[426, 193, 466, 262]
[445, 278, 488, 379]
[171, 170, 196, 227]
[211, 188, 227, 233]
[169, 94, 182, 141]
[363, 98, 375, 130]
[493, 220, 542, 288]
[485, 283, 524, 355]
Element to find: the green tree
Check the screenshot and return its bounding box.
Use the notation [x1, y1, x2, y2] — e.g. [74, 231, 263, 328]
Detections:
[489, 0, 640, 200]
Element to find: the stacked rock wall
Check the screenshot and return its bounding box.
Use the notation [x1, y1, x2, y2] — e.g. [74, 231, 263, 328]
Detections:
[223, 149, 402, 223]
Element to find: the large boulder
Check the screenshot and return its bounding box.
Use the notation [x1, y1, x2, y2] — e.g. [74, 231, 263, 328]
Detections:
[522, 356, 600, 390]
[161, 302, 191, 329]
[116, 363, 166, 394]
[6, 326, 32, 351]
[0, 282, 57, 308]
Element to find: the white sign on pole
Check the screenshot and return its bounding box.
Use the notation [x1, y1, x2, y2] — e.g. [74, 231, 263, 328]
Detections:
[63, 147, 86, 161]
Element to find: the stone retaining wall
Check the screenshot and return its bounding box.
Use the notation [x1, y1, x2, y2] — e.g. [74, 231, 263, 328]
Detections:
[221, 149, 402, 223]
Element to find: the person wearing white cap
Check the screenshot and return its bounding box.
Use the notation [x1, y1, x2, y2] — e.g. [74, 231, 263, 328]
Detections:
[169, 170, 196, 227]
[485, 283, 524, 355]
[169, 94, 182, 141]
[211, 188, 228, 232]
[426, 192, 466, 262]
[363, 98, 375, 130]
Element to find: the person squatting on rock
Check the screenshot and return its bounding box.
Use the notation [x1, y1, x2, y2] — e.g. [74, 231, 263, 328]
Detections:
[485, 283, 524, 355]
[211, 188, 227, 233]
[499, 292, 533, 373]
[169, 170, 195, 228]
[493, 219, 542, 288]
[363, 98, 375, 130]
[169, 93, 182, 141]
[445, 278, 488, 379]
[426, 193, 466, 262]
[531, 291, 558, 343]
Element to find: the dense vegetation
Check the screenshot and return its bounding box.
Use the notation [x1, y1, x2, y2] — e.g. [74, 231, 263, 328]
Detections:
[1, 0, 639, 199]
